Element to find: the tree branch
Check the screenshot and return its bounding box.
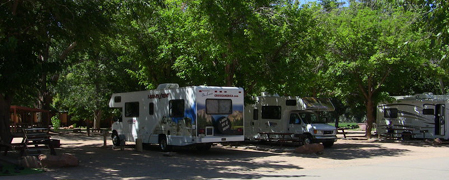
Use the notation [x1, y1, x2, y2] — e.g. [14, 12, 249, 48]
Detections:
[59, 42, 77, 60]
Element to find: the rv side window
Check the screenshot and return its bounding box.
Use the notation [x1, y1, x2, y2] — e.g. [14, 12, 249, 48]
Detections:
[253, 109, 259, 120]
[114, 96, 121, 103]
[261, 106, 281, 119]
[384, 108, 398, 118]
[170, 100, 184, 117]
[149, 103, 154, 115]
[206, 99, 232, 114]
[125, 102, 139, 117]
[286, 100, 297, 106]
[423, 109, 434, 115]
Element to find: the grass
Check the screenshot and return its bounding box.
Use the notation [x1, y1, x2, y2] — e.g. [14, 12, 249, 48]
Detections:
[0, 162, 44, 176]
[328, 122, 361, 130]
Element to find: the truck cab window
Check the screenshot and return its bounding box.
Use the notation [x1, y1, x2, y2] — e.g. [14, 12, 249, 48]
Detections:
[289, 113, 301, 124]
[299, 113, 314, 124]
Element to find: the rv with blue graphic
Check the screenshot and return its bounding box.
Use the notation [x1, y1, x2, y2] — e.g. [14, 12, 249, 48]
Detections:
[109, 83, 244, 151]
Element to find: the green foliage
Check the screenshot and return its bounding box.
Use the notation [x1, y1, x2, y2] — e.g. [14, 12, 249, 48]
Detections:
[51, 116, 60, 132]
[2, 0, 448, 134]
[324, 2, 424, 105]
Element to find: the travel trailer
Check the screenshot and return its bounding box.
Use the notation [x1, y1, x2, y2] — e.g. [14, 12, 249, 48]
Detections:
[244, 95, 337, 147]
[109, 84, 244, 151]
[377, 93, 449, 140]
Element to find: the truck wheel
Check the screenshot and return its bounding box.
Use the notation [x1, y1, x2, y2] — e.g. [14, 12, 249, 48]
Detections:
[323, 141, 334, 148]
[112, 133, 120, 146]
[159, 136, 172, 152]
[401, 132, 412, 140]
[303, 135, 313, 145]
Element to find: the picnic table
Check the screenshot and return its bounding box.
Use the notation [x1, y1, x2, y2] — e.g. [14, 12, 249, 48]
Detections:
[22, 128, 57, 156]
[257, 132, 306, 146]
[1, 128, 57, 156]
[383, 127, 414, 140]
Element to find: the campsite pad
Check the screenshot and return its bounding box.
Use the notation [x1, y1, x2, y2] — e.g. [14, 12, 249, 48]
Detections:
[0, 161, 44, 176]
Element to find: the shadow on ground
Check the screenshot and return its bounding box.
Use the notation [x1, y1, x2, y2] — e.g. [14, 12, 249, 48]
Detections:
[3, 131, 447, 180]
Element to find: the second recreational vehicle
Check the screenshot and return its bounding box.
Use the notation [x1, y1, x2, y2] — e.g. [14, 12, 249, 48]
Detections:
[244, 95, 337, 147]
[109, 84, 244, 151]
[377, 93, 449, 140]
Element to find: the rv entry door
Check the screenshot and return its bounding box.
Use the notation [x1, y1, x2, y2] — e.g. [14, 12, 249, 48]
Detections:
[249, 108, 261, 136]
[436, 104, 445, 136]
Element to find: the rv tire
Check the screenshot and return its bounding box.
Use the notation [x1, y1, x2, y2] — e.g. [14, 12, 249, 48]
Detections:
[303, 135, 313, 145]
[112, 132, 120, 146]
[159, 135, 172, 152]
[401, 132, 412, 141]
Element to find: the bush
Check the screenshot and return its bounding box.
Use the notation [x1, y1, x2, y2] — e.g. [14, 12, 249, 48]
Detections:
[51, 116, 61, 132]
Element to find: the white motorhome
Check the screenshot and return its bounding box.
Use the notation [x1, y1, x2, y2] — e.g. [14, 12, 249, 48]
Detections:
[109, 84, 244, 151]
[377, 93, 449, 140]
[244, 95, 337, 147]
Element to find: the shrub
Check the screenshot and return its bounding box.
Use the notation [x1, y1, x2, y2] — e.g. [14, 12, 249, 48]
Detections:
[51, 116, 61, 132]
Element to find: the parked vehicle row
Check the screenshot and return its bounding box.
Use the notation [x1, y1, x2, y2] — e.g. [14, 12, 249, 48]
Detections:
[108, 83, 337, 151]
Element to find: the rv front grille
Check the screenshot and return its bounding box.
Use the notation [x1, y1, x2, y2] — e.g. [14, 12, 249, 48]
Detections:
[323, 131, 334, 134]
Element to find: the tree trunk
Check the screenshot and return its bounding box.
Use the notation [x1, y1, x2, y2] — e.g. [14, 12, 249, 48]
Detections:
[86, 119, 91, 137]
[439, 78, 446, 94]
[365, 98, 375, 139]
[225, 63, 234, 86]
[93, 110, 102, 129]
[0, 94, 13, 144]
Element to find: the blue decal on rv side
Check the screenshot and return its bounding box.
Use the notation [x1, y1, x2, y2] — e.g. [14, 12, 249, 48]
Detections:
[170, 103, 196, 124]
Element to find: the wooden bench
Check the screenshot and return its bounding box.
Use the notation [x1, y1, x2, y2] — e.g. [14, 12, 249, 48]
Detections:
[1, 143, 24, 156]
[1, 133, 27, 156]
[337, 128, 347, 138]
[22, 128, 56, 156]
[91, 129, 103, 133]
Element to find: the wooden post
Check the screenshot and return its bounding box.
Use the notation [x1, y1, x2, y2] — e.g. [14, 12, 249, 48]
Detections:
[102, 130, 108, 147]
[136, 138, 143, 152]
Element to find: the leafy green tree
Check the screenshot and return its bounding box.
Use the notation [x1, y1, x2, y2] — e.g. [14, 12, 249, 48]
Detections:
[0, 1, 115, 143]
[113, 1, 185, 89]
[54, 46, 143, 129]
[171, 0, 324, 97]
[324, 2, 425, 137]
[419, 0, 449, 94]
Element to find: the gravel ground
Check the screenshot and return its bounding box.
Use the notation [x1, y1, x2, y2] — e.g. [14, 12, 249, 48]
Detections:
[2, 131, 449, 180]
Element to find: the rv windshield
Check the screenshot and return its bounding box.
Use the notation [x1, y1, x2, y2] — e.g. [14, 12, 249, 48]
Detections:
[298, 112, 321, 124]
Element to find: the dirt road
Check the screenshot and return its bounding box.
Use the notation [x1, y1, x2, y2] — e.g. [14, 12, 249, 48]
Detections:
[4, 132, 449, 180]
